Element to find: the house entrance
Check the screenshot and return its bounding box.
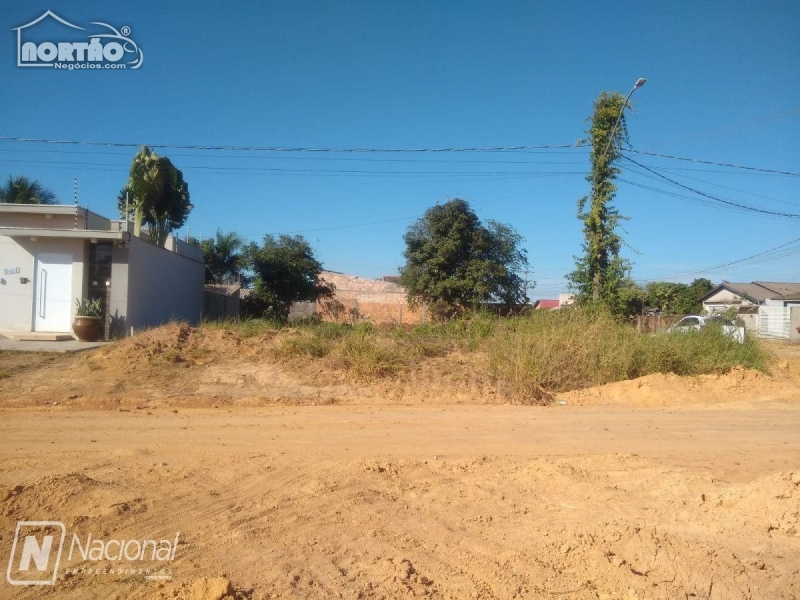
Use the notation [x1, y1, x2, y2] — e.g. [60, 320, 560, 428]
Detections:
[33, 253, 73, 332]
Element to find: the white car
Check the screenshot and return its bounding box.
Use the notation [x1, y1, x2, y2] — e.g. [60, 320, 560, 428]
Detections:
[668, 315, 745, 344]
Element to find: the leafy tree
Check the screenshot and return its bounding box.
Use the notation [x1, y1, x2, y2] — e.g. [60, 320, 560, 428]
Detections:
[646, 278, 713, 315]
[118, 147, 192, 245]
[567, 92, 631, 311]
[192, 230, 248, 285]
[400, 198, 529, 311]
[246, 234, 332, 322]
[0, 175, 57, 204]
[616, 279, 646, 317]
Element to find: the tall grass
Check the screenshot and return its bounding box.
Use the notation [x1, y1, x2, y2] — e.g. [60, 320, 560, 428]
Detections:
[486, 308, 769, 401]
[204, 308, 771, 401]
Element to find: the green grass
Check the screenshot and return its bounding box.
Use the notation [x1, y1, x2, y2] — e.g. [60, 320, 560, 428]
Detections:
[201, 309, 771, 401]
[485, 308, 769, 402]
[200, 317, 282, 338]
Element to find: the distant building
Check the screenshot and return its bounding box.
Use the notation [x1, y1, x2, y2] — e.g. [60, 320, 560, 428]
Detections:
[534, 299, 560, 310]
[0, 203, 204, 339]
[700, 281, 800, 313]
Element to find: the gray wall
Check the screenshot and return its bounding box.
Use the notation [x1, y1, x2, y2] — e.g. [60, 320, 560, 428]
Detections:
[204, 290, 241, 321]
[0, 235, 86, 333]
[123, 235, 204, 332]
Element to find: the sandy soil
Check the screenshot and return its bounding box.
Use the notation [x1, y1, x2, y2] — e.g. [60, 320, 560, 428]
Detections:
[1, 330, 799, 599]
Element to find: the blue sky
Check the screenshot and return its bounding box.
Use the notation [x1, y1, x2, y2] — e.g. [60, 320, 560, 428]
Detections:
[1, 0, 798, 298]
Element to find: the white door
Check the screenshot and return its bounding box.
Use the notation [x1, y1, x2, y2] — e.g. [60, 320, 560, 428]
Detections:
[34, 253, 73, 332]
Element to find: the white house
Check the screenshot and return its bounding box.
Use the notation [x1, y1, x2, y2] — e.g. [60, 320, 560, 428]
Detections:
[0, 203, 204, 339]
[700, 281, 800, 313]
[700, 281, 800, 340]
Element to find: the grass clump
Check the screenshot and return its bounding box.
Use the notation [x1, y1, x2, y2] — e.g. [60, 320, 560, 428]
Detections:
[204, 309, 771, 401]
[486, 308, 770, 402]
[201, 318, 281, 338]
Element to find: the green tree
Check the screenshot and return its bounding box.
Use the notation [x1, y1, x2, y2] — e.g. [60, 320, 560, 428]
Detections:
[0, 175, 57, 204]
[246, 234, 332, 322]
[192, 230, 248, 285]
[616, 279, 646, 317]
[647, 278, 713, 315]
[119, 147, 192, 245]
[567, 92, 631, 311]
[399, 198, 529, 311]
[684, 278, 714, 313]
[645, 281, 684, 314]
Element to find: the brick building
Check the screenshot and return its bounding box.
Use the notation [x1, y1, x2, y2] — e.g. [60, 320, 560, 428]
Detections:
[315, 270, 425, 325]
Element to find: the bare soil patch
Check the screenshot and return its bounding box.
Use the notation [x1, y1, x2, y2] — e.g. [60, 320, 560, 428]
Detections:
[1, 328, 799, 598]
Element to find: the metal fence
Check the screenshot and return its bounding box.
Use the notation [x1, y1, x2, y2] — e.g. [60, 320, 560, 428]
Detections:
[758, 306, 792, 339]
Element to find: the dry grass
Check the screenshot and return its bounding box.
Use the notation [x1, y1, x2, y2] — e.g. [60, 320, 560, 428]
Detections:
[200, 309, 773, 402]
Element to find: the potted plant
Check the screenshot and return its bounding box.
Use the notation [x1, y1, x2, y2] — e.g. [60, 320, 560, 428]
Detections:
[73, 298, 103, 342]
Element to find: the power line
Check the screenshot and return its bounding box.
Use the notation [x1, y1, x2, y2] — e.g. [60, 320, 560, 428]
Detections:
[0, 146, 590, 164]
[621, 155, 800, 219]
[623, 149, 800, 177]
[648, 105, 800, 148]
[0, 136, 582, 154]
[645, 166, 800, 208]
[636, 236, 800, 283]
[0, 156, 585, 177]
[238, 191, 533, 238]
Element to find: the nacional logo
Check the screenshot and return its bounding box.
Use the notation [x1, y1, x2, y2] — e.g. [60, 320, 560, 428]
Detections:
[6, 521, 178, 587]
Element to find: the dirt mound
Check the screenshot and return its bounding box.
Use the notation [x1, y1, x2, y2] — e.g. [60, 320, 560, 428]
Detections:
[2, 325, 798, 409]
[557, 364, 800, 406]
[94, 323, 259, 370]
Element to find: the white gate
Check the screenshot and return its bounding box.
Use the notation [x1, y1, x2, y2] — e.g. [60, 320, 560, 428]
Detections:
[758, 306, 791, 339]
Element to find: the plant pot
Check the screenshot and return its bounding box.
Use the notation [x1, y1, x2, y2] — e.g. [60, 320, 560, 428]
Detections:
[73, 316, 102, 342]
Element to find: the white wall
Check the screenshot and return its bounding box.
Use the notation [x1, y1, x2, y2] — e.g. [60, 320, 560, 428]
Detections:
[124, 236, 204, 331]
[0, 235, 85, 333]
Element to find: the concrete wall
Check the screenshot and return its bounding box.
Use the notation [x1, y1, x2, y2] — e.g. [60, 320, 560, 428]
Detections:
[317, 271, 423, 325]
[204, 289, 241, 321]
[84, 209, 110, 230]
[124, 235, 204, 332]
[164, 236, 204, 262]
[791, 307, 800, 343]
[0, 235, 85, 333]
[0, 212, 78, 229]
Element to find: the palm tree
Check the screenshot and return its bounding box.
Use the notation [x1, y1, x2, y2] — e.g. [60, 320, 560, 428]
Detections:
[122, 147, 192, 244]
[0, 175, 58, 204]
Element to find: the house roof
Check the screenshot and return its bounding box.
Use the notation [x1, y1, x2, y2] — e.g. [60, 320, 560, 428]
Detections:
[0, 227, 128, 242]
[700, 281, 800, 303]
[204, 283, 242, 296]
[753, 281, 800, 297]
[535, 299, 560, 309]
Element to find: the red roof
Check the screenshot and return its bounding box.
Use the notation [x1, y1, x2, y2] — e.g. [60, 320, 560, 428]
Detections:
[536, 299, 560, 309]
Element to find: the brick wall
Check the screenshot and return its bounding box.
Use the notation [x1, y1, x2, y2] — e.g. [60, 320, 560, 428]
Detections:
[317, 271, 424, 325]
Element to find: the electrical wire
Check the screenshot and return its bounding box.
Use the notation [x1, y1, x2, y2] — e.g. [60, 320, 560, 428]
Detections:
[647, 105, 800, 148]
[636, 236, 800, 283]
[621, 155, 800, 219]
[0, 136, 582, 154]
[623, 149, 800, 177]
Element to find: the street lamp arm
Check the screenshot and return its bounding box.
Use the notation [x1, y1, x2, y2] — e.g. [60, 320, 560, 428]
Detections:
[600, 78, 646, 164]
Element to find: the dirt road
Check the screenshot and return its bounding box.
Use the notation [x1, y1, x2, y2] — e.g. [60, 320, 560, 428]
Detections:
[2, 402, 799, 599]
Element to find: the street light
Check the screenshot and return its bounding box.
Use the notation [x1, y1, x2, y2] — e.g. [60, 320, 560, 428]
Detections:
[600, 77, 646, 163]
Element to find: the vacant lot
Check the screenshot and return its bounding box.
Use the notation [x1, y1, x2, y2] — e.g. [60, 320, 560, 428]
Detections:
[0, 329, 798, 599]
